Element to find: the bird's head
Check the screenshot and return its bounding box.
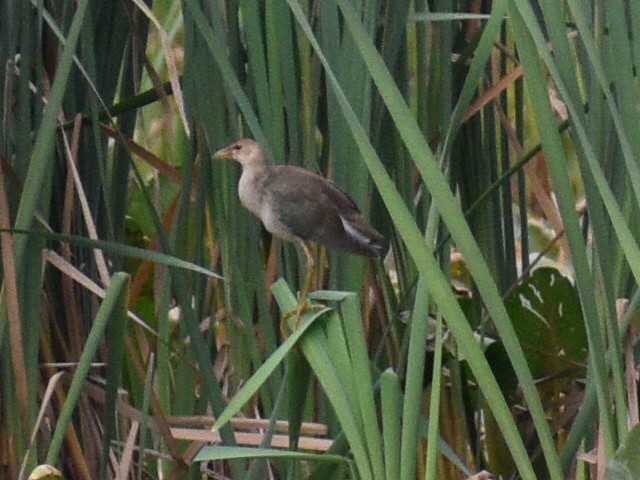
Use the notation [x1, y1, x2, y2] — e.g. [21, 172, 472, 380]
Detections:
[213, 139, 268, 168]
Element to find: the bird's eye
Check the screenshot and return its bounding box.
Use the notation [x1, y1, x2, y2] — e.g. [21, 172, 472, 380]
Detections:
[232, 144, 242, 151]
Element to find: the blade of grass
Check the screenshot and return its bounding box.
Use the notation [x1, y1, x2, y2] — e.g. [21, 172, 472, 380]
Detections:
[99, 270, 129, 478]
[45, 272, 129, 463]
[0, 155, 30, 446]
[380, 369, 401, 480]
[335, 294, 385, 480]
[2, 228, 220, 278]
[400, 275, 432, 480]
[273, 283, 375, 479]
[195, 445, 348, 465]
[425, 312, 444, 478]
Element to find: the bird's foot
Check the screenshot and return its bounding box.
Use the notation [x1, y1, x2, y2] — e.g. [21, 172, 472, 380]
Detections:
[280, 300, 325, 338]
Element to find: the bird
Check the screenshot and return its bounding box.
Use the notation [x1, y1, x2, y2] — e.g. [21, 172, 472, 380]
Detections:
[214, 138, 384, 332]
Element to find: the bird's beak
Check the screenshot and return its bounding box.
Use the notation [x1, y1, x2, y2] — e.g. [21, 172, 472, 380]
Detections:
[213, 146, 234, 160]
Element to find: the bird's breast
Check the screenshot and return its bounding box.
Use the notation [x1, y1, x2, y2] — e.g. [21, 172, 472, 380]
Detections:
[238, 168, 267, 218]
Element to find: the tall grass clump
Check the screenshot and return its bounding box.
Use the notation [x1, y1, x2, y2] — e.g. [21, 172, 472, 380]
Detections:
[1, 1, 639, 479]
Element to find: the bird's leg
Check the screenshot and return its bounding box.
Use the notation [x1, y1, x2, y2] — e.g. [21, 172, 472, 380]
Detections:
[296, 241, 315, 315]
[280, 241, 324, 337]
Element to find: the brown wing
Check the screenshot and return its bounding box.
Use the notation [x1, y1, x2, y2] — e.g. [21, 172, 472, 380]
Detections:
[265, 166, 383, 257]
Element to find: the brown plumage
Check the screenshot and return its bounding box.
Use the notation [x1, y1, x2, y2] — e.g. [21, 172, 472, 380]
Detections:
[214, 138, 384, 331]
[213, 138, 384, 258]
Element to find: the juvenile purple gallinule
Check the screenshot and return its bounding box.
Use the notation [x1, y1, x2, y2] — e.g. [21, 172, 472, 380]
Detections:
[214, 139, 384, 330]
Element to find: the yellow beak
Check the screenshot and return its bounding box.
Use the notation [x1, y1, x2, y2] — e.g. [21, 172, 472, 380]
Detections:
[213, 146, 234, 160]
